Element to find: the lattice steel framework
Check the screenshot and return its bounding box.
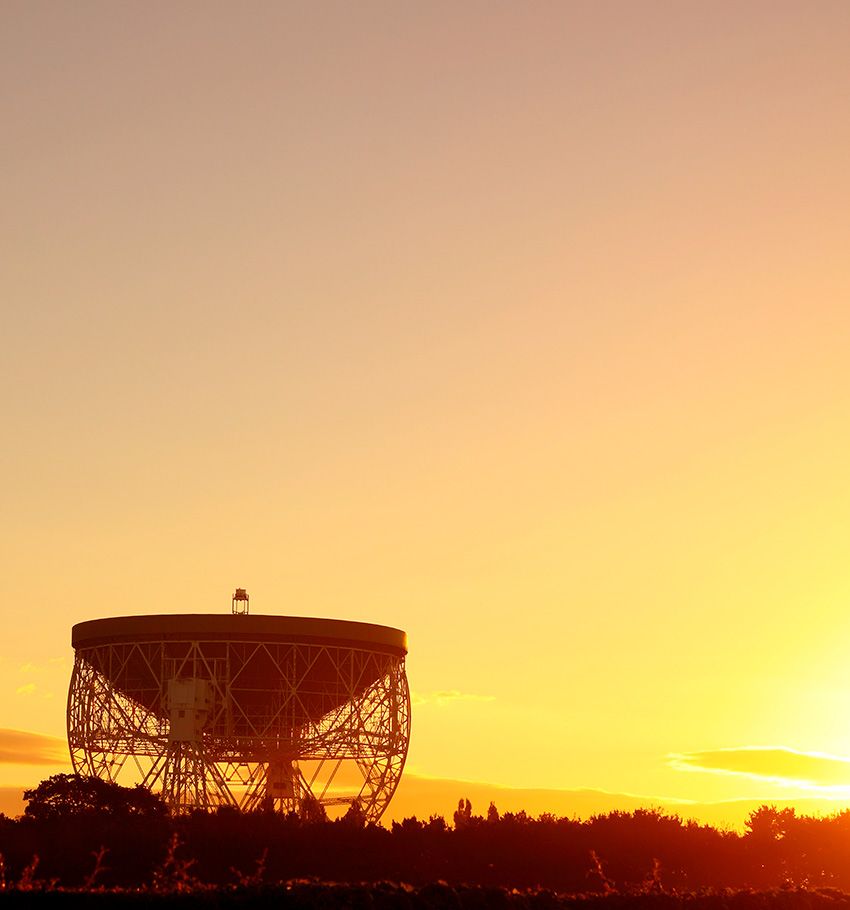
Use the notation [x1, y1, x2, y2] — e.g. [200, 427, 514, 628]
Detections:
[67, 637, 410, 821]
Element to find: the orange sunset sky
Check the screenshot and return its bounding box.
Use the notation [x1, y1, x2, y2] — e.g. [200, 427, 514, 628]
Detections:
[4, 1, 850, 827]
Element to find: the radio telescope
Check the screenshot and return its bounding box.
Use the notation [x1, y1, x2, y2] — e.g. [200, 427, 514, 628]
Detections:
[67, 594, 410, 820]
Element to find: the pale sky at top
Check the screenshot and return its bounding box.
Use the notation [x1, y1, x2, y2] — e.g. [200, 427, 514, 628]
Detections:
[3, 1, 850, 812]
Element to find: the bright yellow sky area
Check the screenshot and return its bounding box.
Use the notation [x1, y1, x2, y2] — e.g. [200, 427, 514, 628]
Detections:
[4, 1, 850, 824]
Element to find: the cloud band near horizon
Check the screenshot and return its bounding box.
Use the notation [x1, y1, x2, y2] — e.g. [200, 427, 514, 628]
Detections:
[670, 747, 850, 789]
[0, 729, 68, 766]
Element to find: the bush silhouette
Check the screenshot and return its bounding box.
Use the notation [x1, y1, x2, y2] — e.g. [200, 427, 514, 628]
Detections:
[23, 773, 167, 821]
[10, 778, 850, 892]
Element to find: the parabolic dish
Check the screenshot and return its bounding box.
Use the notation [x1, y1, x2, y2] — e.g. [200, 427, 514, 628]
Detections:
[68, 612, 411, 819]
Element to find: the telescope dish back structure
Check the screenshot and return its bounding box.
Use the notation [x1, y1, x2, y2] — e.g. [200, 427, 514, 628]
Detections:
[67, 614, 410, 819]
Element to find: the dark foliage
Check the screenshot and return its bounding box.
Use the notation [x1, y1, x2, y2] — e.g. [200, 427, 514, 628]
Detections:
[7, 783, 850, 894]
[23, 773, 167, 821]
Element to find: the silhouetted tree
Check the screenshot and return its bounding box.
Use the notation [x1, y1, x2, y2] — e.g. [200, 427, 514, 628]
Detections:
[299, 793, 328, 824]
[341, 800, 366, 828]
[453, 798, 472, 829]
[745, 804, 796, 841]
[23, 773, 166, 821]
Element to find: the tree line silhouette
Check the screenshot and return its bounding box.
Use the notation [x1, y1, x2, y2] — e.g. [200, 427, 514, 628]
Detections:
[5, 775, 850, 894]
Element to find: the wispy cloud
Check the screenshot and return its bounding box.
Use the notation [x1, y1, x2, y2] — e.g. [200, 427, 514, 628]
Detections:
[412, 690, 496, 707]
[0, 729, 67, 766]
[14, 658, 64, 700]
[669, 747, 850, 790]
[14, 683, 53, 699]
[19, 658, 66, 675]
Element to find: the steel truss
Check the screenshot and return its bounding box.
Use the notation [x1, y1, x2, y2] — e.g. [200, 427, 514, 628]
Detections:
[67, 638, 410, 821]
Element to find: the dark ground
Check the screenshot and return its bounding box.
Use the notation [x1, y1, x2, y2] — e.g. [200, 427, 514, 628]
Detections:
[2, 884, 850, 910]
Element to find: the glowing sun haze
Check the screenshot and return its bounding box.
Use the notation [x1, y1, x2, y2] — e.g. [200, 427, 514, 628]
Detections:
[3, 0, 850, 824]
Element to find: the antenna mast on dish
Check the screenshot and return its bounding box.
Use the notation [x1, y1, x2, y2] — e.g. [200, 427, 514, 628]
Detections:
[232, 588, 249, 615]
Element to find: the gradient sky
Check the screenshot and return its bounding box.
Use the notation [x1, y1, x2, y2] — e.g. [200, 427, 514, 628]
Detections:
[4, 1, 850, 822]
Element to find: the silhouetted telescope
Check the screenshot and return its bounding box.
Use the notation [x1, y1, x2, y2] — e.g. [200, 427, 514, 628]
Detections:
[67, 594, 410, 819]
